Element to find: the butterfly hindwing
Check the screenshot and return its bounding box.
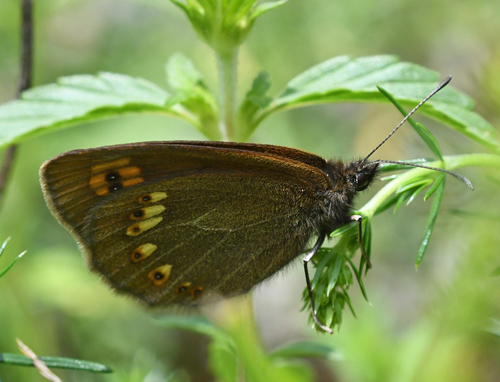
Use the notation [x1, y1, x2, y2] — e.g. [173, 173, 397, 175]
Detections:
[41, 141, 331, 306]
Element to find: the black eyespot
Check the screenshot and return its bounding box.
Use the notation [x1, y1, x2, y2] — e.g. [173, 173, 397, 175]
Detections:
[133, 252, 141, 259]
[178, 286, 187, 293]
[106, 171, 121, 182]
[109, 183, 123, 192]
[133, 210, 144, 218]
[133, 226, 140, 233]
[141, 195, 151, 202]
[154, 272, 164, 280]
[193, 288, 203, 296]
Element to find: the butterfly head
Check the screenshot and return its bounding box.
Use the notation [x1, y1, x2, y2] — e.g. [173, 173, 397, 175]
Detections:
[345, 160, 379, 192]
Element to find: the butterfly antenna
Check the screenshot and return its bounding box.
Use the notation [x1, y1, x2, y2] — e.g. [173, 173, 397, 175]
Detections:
[375, 159, 474, 189]
[363, 76, 452, 162]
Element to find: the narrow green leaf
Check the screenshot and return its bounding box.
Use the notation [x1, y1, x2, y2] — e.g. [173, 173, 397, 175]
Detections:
[406, 181, 433, 205]
[325, 254, 345, 296]
[360, 219, 372, 275]
[374, 193, 400, 215]
[208, 342, 238, 382]
[330, 221, 356, 238]
[378, 158, 432, 172]
[416, 176, 446, 267]
[376, 84, 444, 160]
[0, 353, 111, 373]
[0, 237, 10, 257]
[397, 178, 433, 194]
[414, 123, 444, 160]
[449, 209, 500, 220]
[424, 173, 445, 200]
[250, 0, 288, 20]
[313, 278, 328, 311]
[270, 341, 339, 360]
[311, 248, 335, 288]
[345, 256, 369, 301]
[339, 287, 356, 318]
[0, 250, 25, 278]
[393, 190, 413, 212]
[158, 316, 234, 348]
[323, 303, 335, 328]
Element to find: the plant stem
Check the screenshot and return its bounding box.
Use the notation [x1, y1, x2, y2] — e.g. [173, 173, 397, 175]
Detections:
[361, 154, 500, 217]
[217, 50, 238, 141]
[0, 0, 33, 208]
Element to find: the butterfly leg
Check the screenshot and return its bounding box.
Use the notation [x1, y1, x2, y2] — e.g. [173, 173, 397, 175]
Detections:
[302, 234, 334, 334]
[351, 215, 372, 269]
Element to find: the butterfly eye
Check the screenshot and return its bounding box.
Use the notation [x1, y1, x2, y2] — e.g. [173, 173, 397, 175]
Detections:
[356, 173, 370, 191]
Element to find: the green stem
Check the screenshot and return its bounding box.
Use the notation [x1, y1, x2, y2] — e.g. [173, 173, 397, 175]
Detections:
[361, 154, 500, 217]
[217, 50, 238, 141]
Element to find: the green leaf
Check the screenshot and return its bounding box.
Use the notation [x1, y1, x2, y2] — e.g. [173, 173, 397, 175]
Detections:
[166, 52, 207, 93]
[360, 219, 372, 274]
[271, 340, 339, 360]
[416, 175, 446, 267]
[406, 180, 433, 205]
[165, 53, 221, 139]
[424, 173, 445, 200]
[393, 189, 413, 212]
[490, 266, 500, 277]
[250, 0, 288, 20]
[236, 71, 272, 139]
[159, 315, 234, 346]
[0, 237, 26, 278]
[397, 178, 433, 194]
[311, 248, 335, 288]
[378, 158, 433, 172]
[376, 84, 444, 160]
[414, 123, 444, 161]
[0, 353, 111, 373]
[208, 341, 238, 382]
[247, 55, 499, 150]
[0, 72, 204, 148]
[345, 256, 369, 301]
[0, 250, 25, 278]
[325, 253, 345, 296]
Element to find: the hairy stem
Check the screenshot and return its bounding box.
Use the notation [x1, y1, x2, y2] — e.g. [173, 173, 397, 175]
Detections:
[217, 50, 238, 141]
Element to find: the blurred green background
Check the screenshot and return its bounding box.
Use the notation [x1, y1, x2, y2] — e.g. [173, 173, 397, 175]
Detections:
[1, 0, 500, 381]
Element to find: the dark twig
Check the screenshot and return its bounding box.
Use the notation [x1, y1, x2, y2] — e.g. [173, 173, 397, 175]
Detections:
[0, 0, 33, 203]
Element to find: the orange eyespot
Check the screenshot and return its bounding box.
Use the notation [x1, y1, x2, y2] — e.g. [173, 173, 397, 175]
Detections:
[148, 264, 172, 286]
[191, 287, 203, 297]
[176, 282, 191, 293]
[138, 192, 167, 204]
[131, 244, 157, 262]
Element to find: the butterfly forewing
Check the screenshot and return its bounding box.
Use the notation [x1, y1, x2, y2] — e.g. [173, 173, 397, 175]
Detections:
[41, 141, 331, 306]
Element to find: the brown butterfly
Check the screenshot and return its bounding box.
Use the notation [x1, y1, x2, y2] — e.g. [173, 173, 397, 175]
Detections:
[40, 77, 469, 332]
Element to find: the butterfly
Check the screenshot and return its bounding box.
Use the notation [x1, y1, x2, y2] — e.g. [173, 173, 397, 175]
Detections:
[40, 141, 377, 305]
[40, 77, 469, 332]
